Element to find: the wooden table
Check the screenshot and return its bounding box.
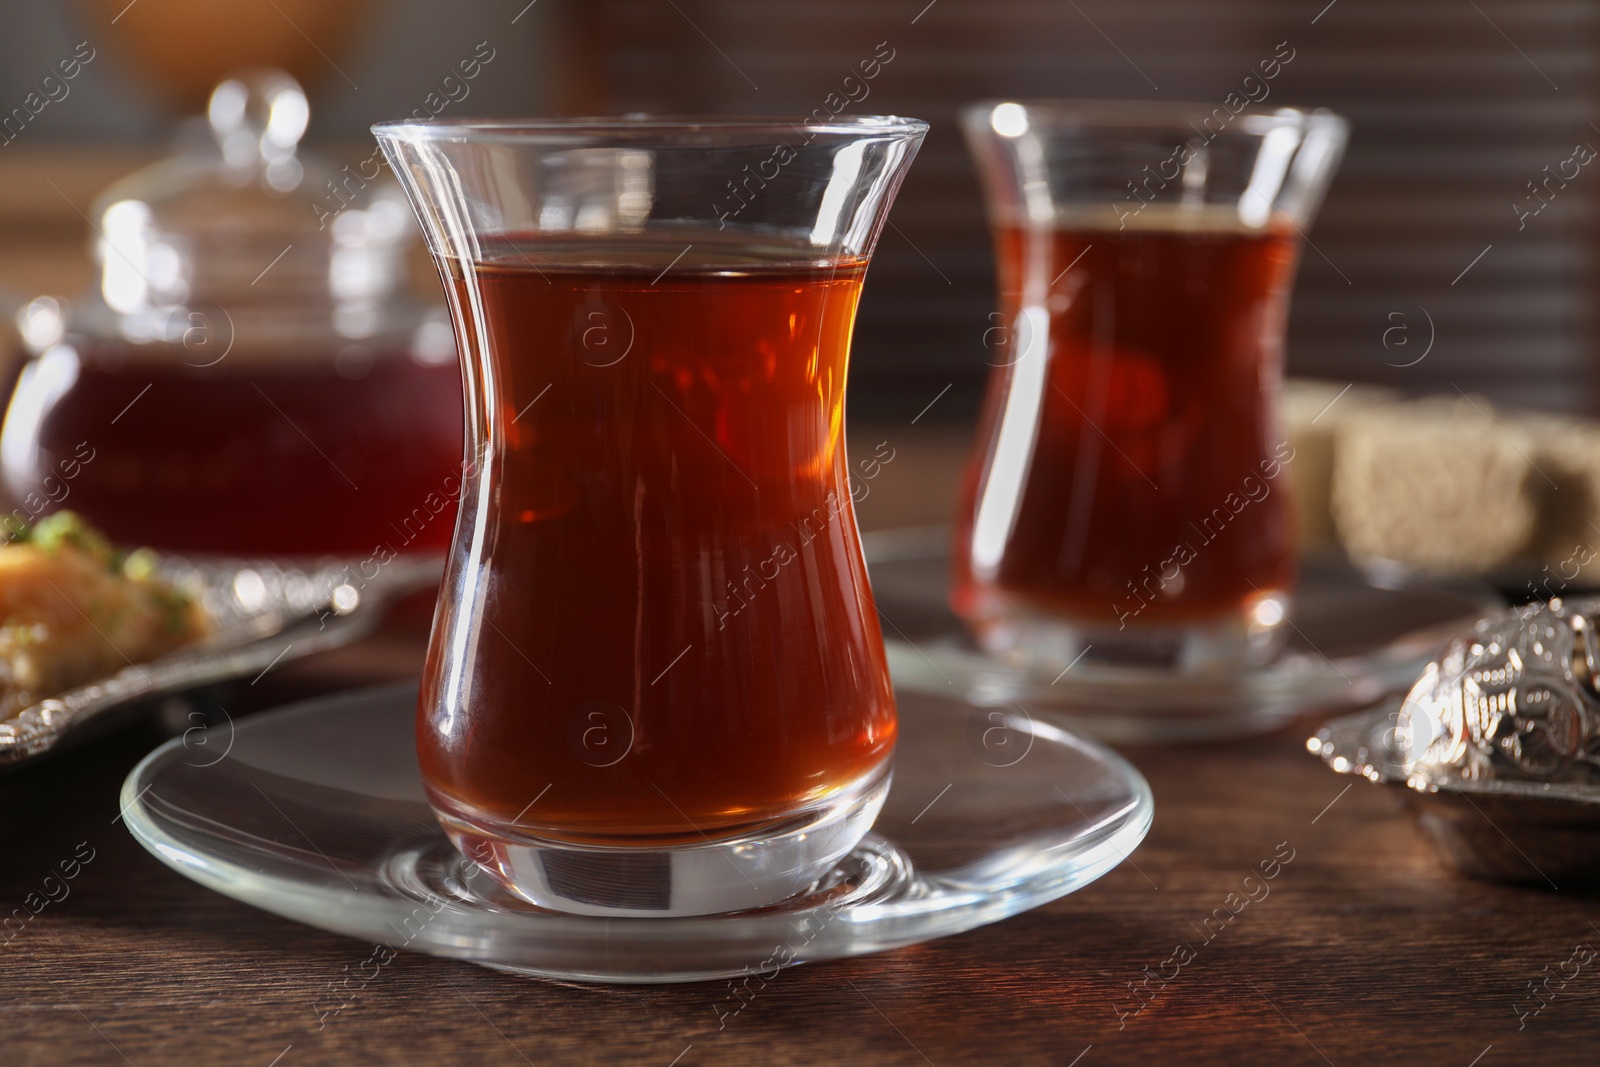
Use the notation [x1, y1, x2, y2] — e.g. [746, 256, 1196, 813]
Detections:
[5, 425, 1598, 1067]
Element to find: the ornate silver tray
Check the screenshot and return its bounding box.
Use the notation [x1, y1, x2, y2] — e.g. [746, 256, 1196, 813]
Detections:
[1310, 596, 1600, 888]
[0, 553, 442, 766]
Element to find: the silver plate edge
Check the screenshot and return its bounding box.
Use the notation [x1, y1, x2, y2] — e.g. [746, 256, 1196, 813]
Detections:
[0, 554, 443, 765]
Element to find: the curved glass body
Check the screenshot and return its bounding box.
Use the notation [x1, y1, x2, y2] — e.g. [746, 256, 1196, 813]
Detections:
[375, 116, 925, 916]
[957, 101, 1346, 676]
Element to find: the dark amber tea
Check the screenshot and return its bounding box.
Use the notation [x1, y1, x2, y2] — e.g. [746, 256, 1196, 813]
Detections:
[953, 212, 1301, 657]
[420, 240, 897, 847]
[6, 349, 463, 555]
[381, 113, 924, 915]
[959, 102, 1342, 716]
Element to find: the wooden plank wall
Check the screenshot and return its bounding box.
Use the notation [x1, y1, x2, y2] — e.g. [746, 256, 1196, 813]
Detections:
[568, 0, 1598, 416]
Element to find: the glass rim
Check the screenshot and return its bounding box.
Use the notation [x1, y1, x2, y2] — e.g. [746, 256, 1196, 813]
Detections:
[372, 114, 930, 142]
[962, 99, 1346, 133]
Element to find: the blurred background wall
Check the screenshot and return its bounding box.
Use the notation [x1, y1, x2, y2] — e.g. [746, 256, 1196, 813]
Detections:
[0, 0, 1593, 419]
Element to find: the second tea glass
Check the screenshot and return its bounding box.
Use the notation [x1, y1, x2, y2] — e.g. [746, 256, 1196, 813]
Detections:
[374, 116, 925, 916]
[955, 101, 1346, 676]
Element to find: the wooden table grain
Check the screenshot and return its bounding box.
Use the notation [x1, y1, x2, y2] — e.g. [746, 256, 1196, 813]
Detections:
[5, 425, 1598, 1067]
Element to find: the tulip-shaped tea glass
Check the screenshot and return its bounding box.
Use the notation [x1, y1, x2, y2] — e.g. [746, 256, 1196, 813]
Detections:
[956, 102, 1346, 676]
[374, 117, 925, 916]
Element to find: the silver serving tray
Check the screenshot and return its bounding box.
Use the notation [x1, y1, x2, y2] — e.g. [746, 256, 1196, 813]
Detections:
[0, 553, 443, 766]
[1310, 701, 1600, 888]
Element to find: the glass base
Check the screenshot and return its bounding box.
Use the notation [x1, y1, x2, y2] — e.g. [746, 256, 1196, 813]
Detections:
[429, 763, 893, 917]
[969, 588, 1292, 676]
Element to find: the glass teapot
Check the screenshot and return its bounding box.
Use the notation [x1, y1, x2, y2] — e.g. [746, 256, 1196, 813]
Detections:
[0, 70, 463, 556]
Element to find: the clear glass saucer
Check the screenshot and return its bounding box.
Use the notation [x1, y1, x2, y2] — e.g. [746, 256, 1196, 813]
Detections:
[120, 679, 1152, 984]
[865, 527, 1504, 742]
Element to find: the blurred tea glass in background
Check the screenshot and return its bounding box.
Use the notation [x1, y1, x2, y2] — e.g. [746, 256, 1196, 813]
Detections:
[955, 101, 1346, 675]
